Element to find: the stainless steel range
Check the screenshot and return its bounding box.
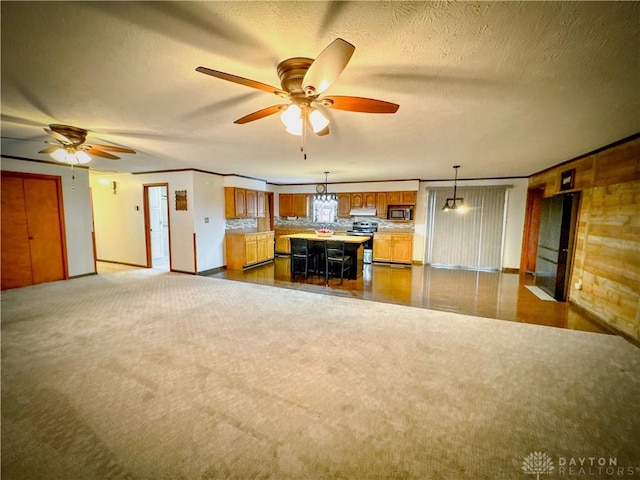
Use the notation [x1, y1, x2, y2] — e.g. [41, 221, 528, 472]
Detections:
[346, 221, 378, 263]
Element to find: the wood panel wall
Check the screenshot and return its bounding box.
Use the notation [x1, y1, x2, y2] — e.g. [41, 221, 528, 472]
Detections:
[528, 135, 640, 341]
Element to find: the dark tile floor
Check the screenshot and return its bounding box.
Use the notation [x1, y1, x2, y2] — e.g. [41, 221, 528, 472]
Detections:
[207, 257, 611, 335]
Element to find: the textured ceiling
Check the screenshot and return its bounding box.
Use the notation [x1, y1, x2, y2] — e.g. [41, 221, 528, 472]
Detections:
[1, 1, 638, 183]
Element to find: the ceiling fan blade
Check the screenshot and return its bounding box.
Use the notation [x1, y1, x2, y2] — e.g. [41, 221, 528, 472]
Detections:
[38, 146, 59, 154]
[196, 67, 287, 97]
[86, 147, 120, 160]
[89, 144, 136, 154]
[320, 96, 399, 114]
[234, 104, 286, 124]
[43, 128, 71, 144]
[303, 38, 355, 97]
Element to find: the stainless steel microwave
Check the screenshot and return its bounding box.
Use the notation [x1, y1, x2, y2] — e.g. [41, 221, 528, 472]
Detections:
[387, 206, 413, 220]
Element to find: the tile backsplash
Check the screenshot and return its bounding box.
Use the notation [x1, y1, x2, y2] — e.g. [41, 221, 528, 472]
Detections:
[274, 216, 414, 231]
[226, 216, 414, 231]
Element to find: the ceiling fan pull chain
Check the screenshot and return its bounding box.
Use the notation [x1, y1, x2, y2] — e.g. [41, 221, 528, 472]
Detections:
[301, 120, 307, 160]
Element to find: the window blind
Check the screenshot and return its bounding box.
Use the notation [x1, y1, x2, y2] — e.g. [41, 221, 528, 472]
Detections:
[426, 186, 507, 270]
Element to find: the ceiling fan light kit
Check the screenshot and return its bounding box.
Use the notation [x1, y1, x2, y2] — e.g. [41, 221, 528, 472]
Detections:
[38, 124, 136, 165]
[196, 38, 399, 145]
[50, 147, 92, 165]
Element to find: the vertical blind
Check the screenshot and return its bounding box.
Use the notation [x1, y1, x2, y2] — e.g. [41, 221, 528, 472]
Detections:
[426, 186, 507, 271]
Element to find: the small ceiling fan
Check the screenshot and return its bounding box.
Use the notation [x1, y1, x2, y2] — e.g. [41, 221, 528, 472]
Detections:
[196, 38, 399, 138]
[39, 124, 136, 165]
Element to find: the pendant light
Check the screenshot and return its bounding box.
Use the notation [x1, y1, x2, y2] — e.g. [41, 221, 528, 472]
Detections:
[316, 171, 337, 201]
[442, 165, 466, 213]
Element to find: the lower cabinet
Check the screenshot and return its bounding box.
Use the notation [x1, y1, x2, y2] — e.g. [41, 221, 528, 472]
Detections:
[226, 232, 274, 270]
[373, 233, 413, 264]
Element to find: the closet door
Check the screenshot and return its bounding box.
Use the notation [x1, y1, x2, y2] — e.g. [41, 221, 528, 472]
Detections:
[1, 173, 67, 289]
[23, 177, 66, 284]
[1, 176, 34, 289]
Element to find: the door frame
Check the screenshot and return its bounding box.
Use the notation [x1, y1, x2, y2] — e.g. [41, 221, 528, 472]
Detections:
[143, 183, 171, 269]
[520, 186, 545, 276]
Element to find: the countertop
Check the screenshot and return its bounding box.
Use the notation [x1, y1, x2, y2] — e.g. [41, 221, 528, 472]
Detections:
[225, 230, 274, 235]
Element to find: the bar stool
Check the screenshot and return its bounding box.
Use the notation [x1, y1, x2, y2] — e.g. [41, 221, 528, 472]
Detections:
[290, 238, 316, 279]
[324, 240, 352, 285]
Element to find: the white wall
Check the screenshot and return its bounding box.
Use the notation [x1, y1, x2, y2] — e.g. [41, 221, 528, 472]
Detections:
[193, 171, 226, 271]
[91, 170, 226, 274]
[415, 178, 528, 269]
[1, 158, 95, 277]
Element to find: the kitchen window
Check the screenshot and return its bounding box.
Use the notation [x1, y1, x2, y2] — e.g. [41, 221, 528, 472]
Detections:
[312, 195, 338, 223]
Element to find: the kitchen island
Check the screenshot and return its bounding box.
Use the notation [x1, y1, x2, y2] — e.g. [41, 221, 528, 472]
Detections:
[282, 233, 370, 280]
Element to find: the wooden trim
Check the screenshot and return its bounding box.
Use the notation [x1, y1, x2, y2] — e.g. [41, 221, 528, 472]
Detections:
[529, 132, 640, 178]
[197, 266, 225, 276]
[96, 260, 147, 268]
[89, 188, 97, 274]
[69, 271, 98, 279]
[502, 267, 519, 274]
[568, 300, 640, 348]
[53, 174, 69, 280]
[170, 269, 197, 275]
[143, 183, 171, 270]
[143, 185, 152, 268]
[0, 154, 90, 169]
[193, 232, 197, 274]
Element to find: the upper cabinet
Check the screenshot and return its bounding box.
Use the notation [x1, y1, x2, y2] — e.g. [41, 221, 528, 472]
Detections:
[225, 187, 265, 218]
[387, 191, 416, 205]
[376, 192, 387, 217]
[337, 194, 351, 218]
[279, 194, 308, 218]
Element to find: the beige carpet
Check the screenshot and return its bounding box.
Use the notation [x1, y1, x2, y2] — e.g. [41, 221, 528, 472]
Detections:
[2, 269, 639, 479]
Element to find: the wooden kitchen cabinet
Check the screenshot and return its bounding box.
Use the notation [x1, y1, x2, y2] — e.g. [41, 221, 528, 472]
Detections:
[351, 192, 375, 208]
[337, 194, 351, 217]
[373, 233, 413, 264]
[257, 191, 266, 217]
[279, 194, 308, 217]
[375, 192, 387, 218]
[364, 192, 376, 208]
[387, 191, 416, 205]
[350, 192, 364, 208]
[226, 231, 274, 270]
[225, 187, 260, 218]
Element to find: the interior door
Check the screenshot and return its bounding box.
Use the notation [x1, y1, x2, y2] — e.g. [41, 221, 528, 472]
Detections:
[1, 176, 35, 289]
[1, 173, 67, 289]
[144, 184, 170, 269]
[535, 193, 579, 300]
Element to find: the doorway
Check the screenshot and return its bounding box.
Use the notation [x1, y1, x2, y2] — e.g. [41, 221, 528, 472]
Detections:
[535, 193, 580, 301]
[144, 184, 170, 270]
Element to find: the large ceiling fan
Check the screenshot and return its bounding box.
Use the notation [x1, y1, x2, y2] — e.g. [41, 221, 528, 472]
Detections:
[39, 124, 136, 165]
[196, 38, 399, 139]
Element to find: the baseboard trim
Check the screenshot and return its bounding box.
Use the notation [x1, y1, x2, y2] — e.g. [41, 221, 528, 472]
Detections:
[198, 266, 225, 276]
[97, 259, 147, 268]
[568, 300, 640, 348]
[69, 271, 98, 279]
[502, 267, 519, 274]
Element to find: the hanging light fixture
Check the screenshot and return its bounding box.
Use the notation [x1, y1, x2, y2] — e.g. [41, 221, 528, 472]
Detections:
[315, 171, 337, 201]
[50, 146, 92, 165]
[442, 165, 466, 213]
